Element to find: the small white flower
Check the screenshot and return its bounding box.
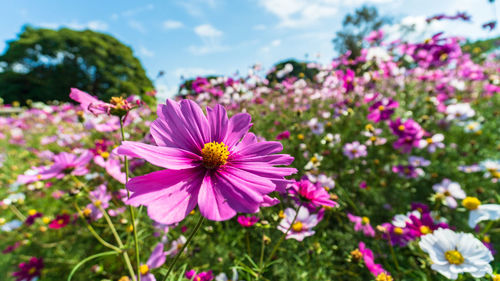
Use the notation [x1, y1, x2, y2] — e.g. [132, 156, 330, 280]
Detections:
[418, 134, 444, 153]
[468, 204, 500, 228]
[432, 179, 465, 208]
[419, 228, 493, 280]
[446, 103, 475, 121]
[307, 118, 325, 135]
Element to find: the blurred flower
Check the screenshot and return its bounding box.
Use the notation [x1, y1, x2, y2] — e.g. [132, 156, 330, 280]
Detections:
[275, 130, 290, 140]
[117, 99, 296, 224]
[408, 156, 430, 167]
[185, 269, 214, 281]
[358, 242, 390, 278]
[288, 179, 337, 210]
[237, 216, 259, 227]
[12, 257, 43, 281]
[419, 228, 493, 280]
[85, 184, 112, 221]
[418, 134, 445, 152]
[445, 103, 475, 121]
[278, 206, 319, 241]
[343, 141, 367, 159]
[48, 214, 71, 229]
[432, 179, 465, 208]
[367, 98, 398, 123]
[347, 213, 375, 237]
[138, 243, 166, 281]
[462, 197, 500, 228]
[389, 118, 425, 154]
[307, 118, 324, 135]
[165, 235, 187, 257]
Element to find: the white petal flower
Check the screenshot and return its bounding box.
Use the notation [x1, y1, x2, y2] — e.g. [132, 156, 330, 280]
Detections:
[468, 204, 500, 228]
[419, 228, 493, 280]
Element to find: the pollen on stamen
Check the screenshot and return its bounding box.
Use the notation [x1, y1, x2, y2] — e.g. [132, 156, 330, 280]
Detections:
[201, 141, 230, 169]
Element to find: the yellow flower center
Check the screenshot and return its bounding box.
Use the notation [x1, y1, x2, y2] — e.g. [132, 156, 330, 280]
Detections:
[110, 96, 126, 108]
[419, 225, 431, 234]
[378, 105, 385, 111]
[393, 227, 404, 235]
[279, 210, 286, 219]
[83, 208, 92, 216]
[201, 141, 229, 169]
[100, 151, 110, 159]
[28, 267, 37, 275]
[462, 197, 481, 210]
[361, 217, 370, 225]
[28, 209, 37, 216]
[493, 274, 500, 281]
[94, 200, 102, 207]
[398, 125, 405, 131]
[370, 136, 377, 142]
[139, 264, 149, 275]
[57, 219, 64, 225]
[365, 124, 374, 131]
[310, 156, 318, 163]
[292, 221, 303, 232]
[376, 273, 393, 281]
[177, 243, 184, 250]
[42, 217, 50, 224]
[483, 235, 490, 243]
[444, 250, 464, 265]
[350, 249, 363, 261]
[426, 138, 433, 144]
[118, 277, 131, 281]
[297, 134, 304, 140]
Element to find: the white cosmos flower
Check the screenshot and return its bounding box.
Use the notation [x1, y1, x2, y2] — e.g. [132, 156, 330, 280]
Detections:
[446, 103, 475, 121]
[419, 228, 493, 280]
[467, 203, 500, 228]
[432, 179, 465, 208]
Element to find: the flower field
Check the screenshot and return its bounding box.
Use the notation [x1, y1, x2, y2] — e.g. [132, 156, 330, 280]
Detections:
[0, 33, 499, 281]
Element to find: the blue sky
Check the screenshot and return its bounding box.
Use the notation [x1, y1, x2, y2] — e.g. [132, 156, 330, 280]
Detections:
[1, 0, 499, 98]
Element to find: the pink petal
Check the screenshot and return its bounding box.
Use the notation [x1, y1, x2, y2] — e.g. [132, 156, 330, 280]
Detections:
[197, 172, 236, 221]
[117, 141, 201, 170]
[206, 104, 229, 143]
[223, 113, 252, 149]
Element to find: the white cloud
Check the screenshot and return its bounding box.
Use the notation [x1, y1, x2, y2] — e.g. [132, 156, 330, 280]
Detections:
[155, 83, 178, 99]
[138, 46, 154, 57]
[163, 20, 183, 30]
[128, 20, 146, 33]
[121, 4, 154, 17]
[188, 45, 229, 55]
[39, 20, 108, 31]
[177, 0, 219, 17]
[260, 39, 282, 53]
[194, 24, 223, 38]
[258, 0, 395, 28]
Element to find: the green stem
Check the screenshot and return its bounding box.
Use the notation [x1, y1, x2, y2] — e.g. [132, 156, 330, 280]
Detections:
[480, 220, 495, 236]
[68, 251, 119, 281]
[120, 117, 141, 281]
[335, 183, 360, 213]
[257, 232, 266, 281]
[245, 231, 251, 255]
[388, 241, 400, 272]
[264, 203, 302, 267]
[9, 204, 26, 221]
[162, 215, 205, 281]
[73, 201, 122, 253]
[98, 205, 137, 281]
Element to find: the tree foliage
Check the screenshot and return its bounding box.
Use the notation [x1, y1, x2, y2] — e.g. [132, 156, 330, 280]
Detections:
[332, 6, 391, 59]
[266, 59, 319, 85]
[0, 26, 154, 104]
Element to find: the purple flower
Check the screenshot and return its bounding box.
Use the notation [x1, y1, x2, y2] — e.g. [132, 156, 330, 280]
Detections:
[117, 99, 296, 225]
[432, 179, 466, 208]
[347, 213, 375, 237]
[17, 151, 93, 184]
[392, 165, 424, 178]
[276, 130, 290, 140]
[85, 184, 112, 221]
[389, 119, 425, 154]
[408, 156, 430, 167]
[185, 270, 214, 281]
[359, 242, 391, 278]
[418, 134, 445, 152]
[367, 98, 398, 123]
[278, 206, 319, 241]
[12, 257, 43, 281]
[165, 235, 187, 257]
[138, 243, 167, 281]
[343, 141, 367, 159]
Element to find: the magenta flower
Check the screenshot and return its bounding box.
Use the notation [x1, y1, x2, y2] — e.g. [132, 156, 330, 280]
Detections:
[185, 269, 214, 281]
[237, 215, 259, 227]
[406, 212, 448, 237]
[17, 151, 93, 184]
[276, 130, 290, 140]
[389, 118, 425, 154]
[367, 98, 398, 123]
[138, 243, 167, 281]
[392, 164, 424, 178]
[85, 184, 112, 221]
[288, 179, 337, 210]
[117, 99, 296, 224]
[48, 214, 71, 229]
[12, 257, 43, 281]
[278, 206, 319, 241]
[358, 242, 390, 278]
[70, 88, 110, 115]
[343, 141, 367, 159]
[347, 213, 375, 237]
[25, 212, 43, 226]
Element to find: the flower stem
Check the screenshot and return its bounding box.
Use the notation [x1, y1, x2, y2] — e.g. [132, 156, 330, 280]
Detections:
[480, 220, 495, 236]
[98, 205, 137, 281]
[120, 117, 141, 281]
[73, 201, 122, 253]
[9, 204, 26, 221]
[162, 215, 205, 281]
[388, 241, 400, 272]
[264, 203, 302, 267]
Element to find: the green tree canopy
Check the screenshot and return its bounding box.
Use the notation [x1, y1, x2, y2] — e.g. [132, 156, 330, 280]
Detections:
[332, 6, 391, 59]
[0, 25, 154, 104]
[266, 59, 319, 85]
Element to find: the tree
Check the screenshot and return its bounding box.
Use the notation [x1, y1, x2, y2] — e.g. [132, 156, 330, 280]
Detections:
[332, 6, 391, 59]
[266, 59, 319, 85]
[0, 26, 154, 104]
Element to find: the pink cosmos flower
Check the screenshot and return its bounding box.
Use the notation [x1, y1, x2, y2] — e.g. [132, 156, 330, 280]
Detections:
[12, 257, 43, 281]
[165, 235, 187, 256]
[117, 99, 296, 224]
[367, 98, 398, 123]
[276, 130, 290, 140]
[343, 141, 367, 159]
[185, 269, 214, 281]
[138, 243, 167, 281]
[85, 184, 112, 221]
[17, 151, 93, 184]
[389, 118, 425, 154]
[48, 214, 71, 229]
[347, 213, 375, 237]
[278, 206, 319, 241]
[288, 179, 337, 210]
[237, 215, 259, 227]
[358, 242, 391, 278]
